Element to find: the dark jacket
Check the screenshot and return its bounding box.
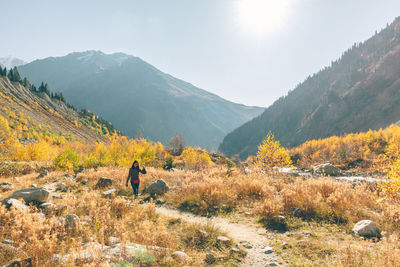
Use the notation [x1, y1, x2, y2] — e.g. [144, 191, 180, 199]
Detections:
[126, 166, 146, 184]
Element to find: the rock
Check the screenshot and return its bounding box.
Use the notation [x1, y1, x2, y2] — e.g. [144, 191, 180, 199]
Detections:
[268, 262, 279, 266]
[244, 212, 251, 216]
[33, 212, 46, 221]
[230, 247, 240, 253]
[241, 242, 252, 249]
[38, 167, 48, 178]
[106, 236, 120, 246]
[0, 240, 19, 254]
[263, 246, 274, 254]
[156, 199, 166, 205]
[4, 198, 28, 211]
[171, 251, 189, 263]
[142, 179, 169, 196]
[312, 163, 341, 176]
[274, 215, 286, 222]
[30, 184, 37, 188]
[57, 183, 70, 192]
[216, 236, 231, 247]
[64, 214, 81, 234]
[281, 242, 288, 249]
[95, 177, 114, 188]
[2, 239, 17, 246]
[81, 179, 88, 185]
[11, 187, 50, 203]
[39, 202, 57, 215]
[80, 216, 92, 226]
[0, 182, 14, 192]
[352, 220, 381, 238]
[204, 253, 216, 264]
[102, 188, 117, 197]
[198, 230, 209, 238]
[4, 258, 32, 267]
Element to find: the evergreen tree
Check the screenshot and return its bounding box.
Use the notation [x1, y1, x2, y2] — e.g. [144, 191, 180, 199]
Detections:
[22, 77, 30, 87]
[7, 68, 14, 81]
[12, 67, 22, 82]
[30, 84, 37, 92]
[0, 67, 6, 76]
[38, 82, 50, 96]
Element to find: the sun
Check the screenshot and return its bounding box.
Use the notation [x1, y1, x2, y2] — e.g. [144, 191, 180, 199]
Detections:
[235, 0, 292, 36]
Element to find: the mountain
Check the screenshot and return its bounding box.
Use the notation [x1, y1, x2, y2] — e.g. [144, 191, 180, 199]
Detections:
[220, 17, 400, 159]
[18, 51, 264, 149]
[0, 56, 26, 69]
[0, 74, 116, 144]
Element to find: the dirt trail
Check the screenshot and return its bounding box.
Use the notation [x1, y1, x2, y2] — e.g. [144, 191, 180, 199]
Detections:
[156, 206, 285, 267]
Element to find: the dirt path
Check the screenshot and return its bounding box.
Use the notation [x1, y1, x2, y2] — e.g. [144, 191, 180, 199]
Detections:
[156, 206, 285, 267]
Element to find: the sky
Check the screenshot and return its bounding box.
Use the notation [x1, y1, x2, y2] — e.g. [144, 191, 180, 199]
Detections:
[1, 0, 400, 107]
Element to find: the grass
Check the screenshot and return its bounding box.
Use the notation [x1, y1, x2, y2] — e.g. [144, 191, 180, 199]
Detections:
[0, 167, 243, 266]
[1, 164, 400, 266]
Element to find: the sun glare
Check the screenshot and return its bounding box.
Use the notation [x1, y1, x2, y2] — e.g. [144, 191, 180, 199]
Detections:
[236, 0, 293, 36]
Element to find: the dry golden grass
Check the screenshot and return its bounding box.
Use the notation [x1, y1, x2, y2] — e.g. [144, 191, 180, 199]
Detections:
[0, 167, 240, 266]
[2, 164, 400, 266]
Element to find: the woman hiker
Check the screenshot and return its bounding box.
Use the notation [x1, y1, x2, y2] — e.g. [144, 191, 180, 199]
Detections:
[125, 160, 147, 198]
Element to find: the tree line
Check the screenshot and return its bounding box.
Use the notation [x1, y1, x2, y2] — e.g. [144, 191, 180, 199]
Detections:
[0, 66, 66, 103]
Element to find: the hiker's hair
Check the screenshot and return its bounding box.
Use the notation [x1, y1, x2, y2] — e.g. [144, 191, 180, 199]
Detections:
[131, 160, 139, 168]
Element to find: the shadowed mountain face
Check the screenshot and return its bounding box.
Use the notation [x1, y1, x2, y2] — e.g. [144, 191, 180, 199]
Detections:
[220, 17, 400, 159]
[19, 51, 264, 149]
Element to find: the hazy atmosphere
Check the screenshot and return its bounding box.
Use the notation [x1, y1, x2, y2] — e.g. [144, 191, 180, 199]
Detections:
[2, 1, 400, 266]
[2, 0, 400, 107]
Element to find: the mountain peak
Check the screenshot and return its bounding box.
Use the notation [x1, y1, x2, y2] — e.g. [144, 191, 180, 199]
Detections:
[0, 56, 26, 69]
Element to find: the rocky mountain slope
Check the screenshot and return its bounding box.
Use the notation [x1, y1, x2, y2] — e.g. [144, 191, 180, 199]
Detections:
[0, 75, 115, 143]
[18, 51, 264, 149]
[220, 17, 400, 159]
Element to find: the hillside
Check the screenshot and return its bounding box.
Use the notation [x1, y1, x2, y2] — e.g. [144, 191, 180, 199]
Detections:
[18, 51, 264, 149]
[220, 17, 400, 159]
[0, 74, 116, 144]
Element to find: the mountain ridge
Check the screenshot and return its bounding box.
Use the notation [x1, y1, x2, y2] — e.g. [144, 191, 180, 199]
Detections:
[220, 16, 400, 159]
[19, 51, 264, 149]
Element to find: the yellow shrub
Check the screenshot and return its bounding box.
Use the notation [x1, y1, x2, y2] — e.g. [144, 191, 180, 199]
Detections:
[254, 132, 292, 168]
[380, 158, 400, 201]
[181, 147, 212, 170]
[52, 148, 81, 171]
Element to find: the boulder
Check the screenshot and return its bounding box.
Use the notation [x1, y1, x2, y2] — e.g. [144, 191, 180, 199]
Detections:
[102, 188, 117, 198]
[171, 251, 189, 263]
[142, 179, 169, 196]
[11, 187, 50, 203]
[0, 182, 14, 192]
[95, 177, 114, 188]
[352, 220, 381, 238]
[4, 198, 28, 211]
[312, 163, 341, 176]
[216, 236, 231, 247]
[64, 214, 81, 234]
[81, 179, 88, 185]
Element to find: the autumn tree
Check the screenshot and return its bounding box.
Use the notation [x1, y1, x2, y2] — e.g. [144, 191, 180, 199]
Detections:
[254, 132, 292, 168]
